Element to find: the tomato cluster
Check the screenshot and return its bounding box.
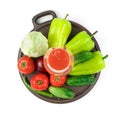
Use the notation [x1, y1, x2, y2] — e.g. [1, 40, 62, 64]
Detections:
[17, 56, 66, 90]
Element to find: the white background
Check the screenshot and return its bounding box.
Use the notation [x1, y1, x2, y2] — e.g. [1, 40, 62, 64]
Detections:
[0, 0, 120, 120]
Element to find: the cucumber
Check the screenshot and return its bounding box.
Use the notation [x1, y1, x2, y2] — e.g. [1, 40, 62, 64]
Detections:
[49, 86, 75, 99]
[66, 75, 95, 86]
[74, 51, 93, 65]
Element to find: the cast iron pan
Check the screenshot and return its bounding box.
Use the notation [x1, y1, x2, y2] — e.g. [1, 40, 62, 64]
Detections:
[18, 10, 100, 103]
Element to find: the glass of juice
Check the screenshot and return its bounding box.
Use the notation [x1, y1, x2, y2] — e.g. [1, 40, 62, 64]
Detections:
[44, 48, 74, 76]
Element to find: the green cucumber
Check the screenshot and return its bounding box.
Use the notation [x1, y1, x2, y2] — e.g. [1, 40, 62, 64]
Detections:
[74, 51, 93, 65]
[66, 75, 95, 86]
[49, 86, 75, 99]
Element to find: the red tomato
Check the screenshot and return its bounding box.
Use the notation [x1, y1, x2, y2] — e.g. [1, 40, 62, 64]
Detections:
[35, 57, 46, 72]
[18, 56, 35, 74]
[50, 75, 66, 87]
[30, 73, 49, 90]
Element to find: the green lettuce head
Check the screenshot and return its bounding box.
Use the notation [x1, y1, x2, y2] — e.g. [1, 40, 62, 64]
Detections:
[21, 31, 48, 58]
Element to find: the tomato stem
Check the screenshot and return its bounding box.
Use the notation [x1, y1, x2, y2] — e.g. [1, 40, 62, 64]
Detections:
[21, 62, 26, 68]
[55, 77, 60, 81]
[38, 80, 42, 85]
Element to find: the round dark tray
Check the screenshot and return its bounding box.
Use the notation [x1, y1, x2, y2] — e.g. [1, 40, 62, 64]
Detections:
[18, 10, 100, 103]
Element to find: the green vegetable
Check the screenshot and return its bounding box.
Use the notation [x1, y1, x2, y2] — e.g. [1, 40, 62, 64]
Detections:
[49, 86, 75, 99]
[66, 75, 95, 86]
[74, 51, 93, 65]
[22, 76, 53, 98]
[65, 31, 95, 55]
[21, 31, 48, 58]
[48, 14, 71, 48]
[69, 51, 105, 76]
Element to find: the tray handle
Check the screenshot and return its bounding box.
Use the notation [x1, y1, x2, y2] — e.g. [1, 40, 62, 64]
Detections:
[32, 10, 57, 30]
